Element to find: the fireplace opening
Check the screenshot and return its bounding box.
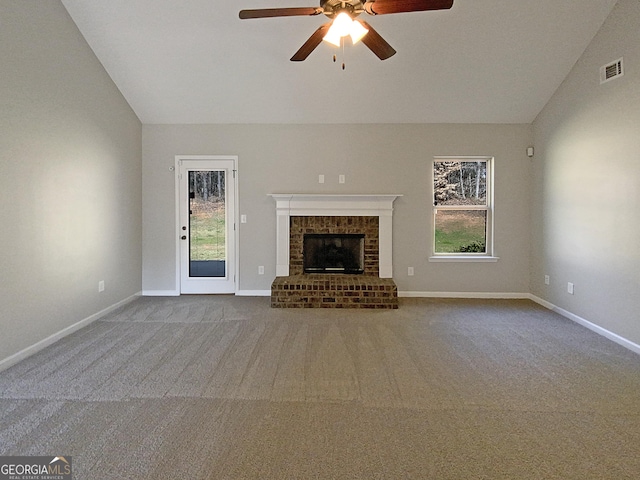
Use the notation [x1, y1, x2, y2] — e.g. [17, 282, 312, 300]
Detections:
[303, 234, 365, 274]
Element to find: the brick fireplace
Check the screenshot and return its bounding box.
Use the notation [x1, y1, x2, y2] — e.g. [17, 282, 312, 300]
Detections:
[269, 194, 400, 308]
[290, 216, 378, 275]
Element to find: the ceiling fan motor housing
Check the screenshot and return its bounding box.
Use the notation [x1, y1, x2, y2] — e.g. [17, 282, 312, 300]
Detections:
[321, 0, 365, 18]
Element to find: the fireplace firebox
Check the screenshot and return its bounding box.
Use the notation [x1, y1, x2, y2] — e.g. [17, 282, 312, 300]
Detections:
[303, 234, 365, 274]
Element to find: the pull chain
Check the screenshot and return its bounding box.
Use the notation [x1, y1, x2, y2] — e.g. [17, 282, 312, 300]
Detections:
[330, 38, 346, 70]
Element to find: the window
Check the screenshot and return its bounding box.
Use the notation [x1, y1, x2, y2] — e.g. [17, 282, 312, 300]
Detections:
[430, 157, 496, 262]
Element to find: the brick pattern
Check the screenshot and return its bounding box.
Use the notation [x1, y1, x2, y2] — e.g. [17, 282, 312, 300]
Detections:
[271, 216, 397, 309]
[271, 275, 398, 309]
[289, 216, 379, 276]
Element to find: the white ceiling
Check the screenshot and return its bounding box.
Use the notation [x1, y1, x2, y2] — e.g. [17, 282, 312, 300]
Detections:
[60, 0, 617, 124]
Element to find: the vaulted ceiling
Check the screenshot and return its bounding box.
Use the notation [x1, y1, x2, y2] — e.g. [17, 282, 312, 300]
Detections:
[61, 0, 617, 124]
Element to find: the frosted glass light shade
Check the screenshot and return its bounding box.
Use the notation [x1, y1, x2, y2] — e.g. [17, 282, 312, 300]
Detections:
[331, 12, 353, 37]
[350, 20, 369, 44]
[323, 29, 342, 47]
[322, 12, 368, 47]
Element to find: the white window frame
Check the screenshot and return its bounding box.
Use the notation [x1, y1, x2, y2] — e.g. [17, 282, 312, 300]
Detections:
[429, 156, 498, 263]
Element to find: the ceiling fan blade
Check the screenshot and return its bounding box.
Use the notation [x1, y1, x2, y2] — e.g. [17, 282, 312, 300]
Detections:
[291, 24, 331, 61]
[239, 7, 322, 19]
[358, 21, 396, 60]
[364, 0, 453, 15]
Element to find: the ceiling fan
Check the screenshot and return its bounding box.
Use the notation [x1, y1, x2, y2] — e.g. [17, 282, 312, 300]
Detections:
[239, 0, 453, 62]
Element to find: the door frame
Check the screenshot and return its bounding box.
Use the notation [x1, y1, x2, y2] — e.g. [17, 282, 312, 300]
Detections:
[174, 155, 239, 294]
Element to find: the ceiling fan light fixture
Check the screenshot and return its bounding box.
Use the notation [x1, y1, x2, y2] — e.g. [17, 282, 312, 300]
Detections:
[241, 0, 454, 62]
[322, 12, 368, 46]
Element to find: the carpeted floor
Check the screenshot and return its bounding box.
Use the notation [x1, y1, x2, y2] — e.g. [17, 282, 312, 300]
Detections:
[1, 296, 639, 479]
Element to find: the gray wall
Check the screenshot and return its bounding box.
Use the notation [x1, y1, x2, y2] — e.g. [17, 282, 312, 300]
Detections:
[0, 1, 142, 362]
[142, 123, 532, 295]
[531, 0, 640, 344]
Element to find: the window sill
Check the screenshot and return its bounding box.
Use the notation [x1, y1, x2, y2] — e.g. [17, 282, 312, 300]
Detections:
[429, 256, 499, 263]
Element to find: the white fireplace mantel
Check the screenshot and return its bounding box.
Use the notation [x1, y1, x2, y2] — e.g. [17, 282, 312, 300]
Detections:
[269, 194, 401, 278]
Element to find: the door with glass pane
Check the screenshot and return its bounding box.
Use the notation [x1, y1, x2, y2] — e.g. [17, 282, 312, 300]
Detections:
[178, 157, 236, 294]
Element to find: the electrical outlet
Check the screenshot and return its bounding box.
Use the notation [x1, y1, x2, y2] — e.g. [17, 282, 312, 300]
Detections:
[98, 280, 105, 292]
[544, 275, 550, 285]
[241, 214, 247, 223]
[319, 174, 325, 184]
[567, 282, 574, 295]
[408, 267, 414, 276]
[339, 174, 345, 184]
[258, 266, 265, 275]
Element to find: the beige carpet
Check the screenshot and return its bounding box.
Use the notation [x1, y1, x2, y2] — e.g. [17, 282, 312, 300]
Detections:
[1, 296, 639, 479]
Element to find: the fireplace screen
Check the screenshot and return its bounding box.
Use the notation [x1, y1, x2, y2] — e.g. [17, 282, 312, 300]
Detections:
[303, 234, 365, 274]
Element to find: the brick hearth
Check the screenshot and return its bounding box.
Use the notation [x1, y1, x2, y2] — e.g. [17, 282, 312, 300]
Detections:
[271, 275, 398, 309]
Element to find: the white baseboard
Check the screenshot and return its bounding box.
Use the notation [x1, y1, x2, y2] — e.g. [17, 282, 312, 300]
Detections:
[527, 294, 555, 310]
[0, 292, 141, 373]
[236, 290, 271, 297]
[142, 290, 180, 296]
[142, 290, 270, 297]
[399, 291, 530, 299]
[528, 294, 640, 356]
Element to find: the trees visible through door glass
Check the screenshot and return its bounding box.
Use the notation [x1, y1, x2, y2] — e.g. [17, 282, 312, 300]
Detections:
[189, 171, 226, 277]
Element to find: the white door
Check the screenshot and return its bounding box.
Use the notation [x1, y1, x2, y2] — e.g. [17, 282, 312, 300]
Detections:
[177, 156, 237, 294]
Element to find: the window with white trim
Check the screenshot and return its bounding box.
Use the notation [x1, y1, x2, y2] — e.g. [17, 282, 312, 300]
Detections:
[431, 157, 496, 261]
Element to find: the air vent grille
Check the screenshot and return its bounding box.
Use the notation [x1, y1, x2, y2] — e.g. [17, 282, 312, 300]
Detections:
[600, 58, 624, 84]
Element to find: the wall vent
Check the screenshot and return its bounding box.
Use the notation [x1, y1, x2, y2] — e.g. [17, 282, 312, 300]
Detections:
[600, 58, 624, 84]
